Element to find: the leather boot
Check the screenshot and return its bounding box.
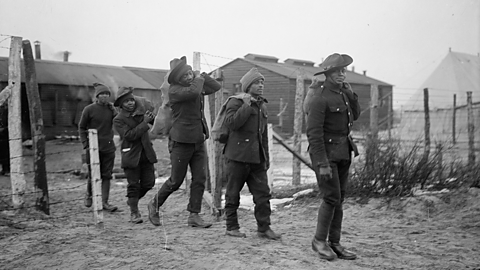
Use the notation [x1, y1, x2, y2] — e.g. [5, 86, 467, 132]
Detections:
[312, 238, 336, 261]
[188, 213, 212, 228]
[84, 180, 92, 207]
[312, 201, 336, 260]
[127, 197, 143, 224]
[147, 193, 161, 226]
[328, 204, 343, 244]
[329, 242, 357, 260]
[257, 228, 282, 240]
[226, 229, 246, 238]
[102, 180, 118, 212]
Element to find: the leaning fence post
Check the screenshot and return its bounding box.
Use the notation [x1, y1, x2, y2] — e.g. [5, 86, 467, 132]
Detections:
[8, 36, 26, 209]
[366, 84, 379, 171]
[452, 94, 456, 145]
[88, 129, 104, 229]
[467, 91, 475, 166]
[23, 40, 49, 215]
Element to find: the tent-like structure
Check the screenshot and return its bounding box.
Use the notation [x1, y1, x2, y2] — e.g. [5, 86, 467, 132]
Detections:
[398, 51, 480, 144]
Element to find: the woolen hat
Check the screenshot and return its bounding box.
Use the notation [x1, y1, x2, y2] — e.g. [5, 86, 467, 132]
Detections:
[93, 83, 111, 97]
[314, 53, 353, 76]
[114, 87, 134, 107]
[240, 67, 265, 92]
[167, 56, 193, 84]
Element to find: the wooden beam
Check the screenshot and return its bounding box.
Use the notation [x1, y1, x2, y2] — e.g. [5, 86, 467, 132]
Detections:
[88, 129, 104, 229]
[22, 40, 49, 215]
[8, 36, 26, 209]
[292, 70, 305, 186]
[272, 130, 313, 171]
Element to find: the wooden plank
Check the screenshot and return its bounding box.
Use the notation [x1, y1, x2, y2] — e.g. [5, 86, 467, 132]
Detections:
[467, 91, 475, 166]
[272, 130, 313, 171]
[213, 70, 224, 210]
[8, 36, 26, 209]
[22, 40, 49, 215]
[292, 70, 304, 186]
[267, 124, 274, 190]
[88, 129, 104, 229]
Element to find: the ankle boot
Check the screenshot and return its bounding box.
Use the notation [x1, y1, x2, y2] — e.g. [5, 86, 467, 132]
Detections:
[188, 213, 212, 228]
[312, 238, 336, 261]
[102, 180, 118, 212]
[329, 242, 357, 260]
[148, 193, 161, 226]
[127, 197, 143, 224]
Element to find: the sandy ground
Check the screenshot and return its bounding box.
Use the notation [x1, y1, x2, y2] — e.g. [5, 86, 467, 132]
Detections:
[0, 139, 479, 270]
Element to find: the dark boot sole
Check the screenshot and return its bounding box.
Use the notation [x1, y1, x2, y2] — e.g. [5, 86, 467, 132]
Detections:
[188, 223, 212, 228]
[312, 242, 336, 261]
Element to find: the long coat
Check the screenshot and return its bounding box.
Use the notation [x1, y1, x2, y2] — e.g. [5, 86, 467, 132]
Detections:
[223, 96, 269, 165]
[168, 74, 221, 143]
[113, 96, 157, 169]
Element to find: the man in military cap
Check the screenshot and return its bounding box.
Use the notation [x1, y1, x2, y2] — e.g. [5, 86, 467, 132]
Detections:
[304, 53, 360, 261]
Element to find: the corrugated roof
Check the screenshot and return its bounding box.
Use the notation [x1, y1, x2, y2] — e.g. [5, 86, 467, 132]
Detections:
[0, 57, 159, 89]
[124, 67, 168, 89]
[238, 58, 392, 86]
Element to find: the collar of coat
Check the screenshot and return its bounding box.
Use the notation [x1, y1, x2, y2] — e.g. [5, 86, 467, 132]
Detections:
[118, 96, 147, 118]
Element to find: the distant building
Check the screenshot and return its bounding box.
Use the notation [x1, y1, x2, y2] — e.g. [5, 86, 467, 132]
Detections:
[0, 57, 167, 139]
[211, 53, 393, 135]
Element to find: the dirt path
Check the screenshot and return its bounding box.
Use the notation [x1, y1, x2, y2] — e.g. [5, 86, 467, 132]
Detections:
[0, 140, 479, 269]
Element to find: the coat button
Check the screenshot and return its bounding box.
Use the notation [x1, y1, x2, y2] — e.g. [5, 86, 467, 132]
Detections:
[329, 139, 332, 142]
[336, 108, 339, 111]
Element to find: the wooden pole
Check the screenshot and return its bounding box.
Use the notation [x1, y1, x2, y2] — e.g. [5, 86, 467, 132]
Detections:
[423, 88, 430, 158]
[193, 52, 217, 214]
[22, 40, 49, 215]
[370, 84, 379, 139]
[8, 36, 26, 209]
[267, 123, 274, 191]
[213, 69, 224, 211]
[88, 129, 104, 229]
[452, 94, 456, 145]
[292, 70, 304, 186]
[272, 130, 313, 170]
[279, 98, 284, 129]
[366, 84, 379, 171]
[467, 91, 475, 166]
[387, 94, 392, 140]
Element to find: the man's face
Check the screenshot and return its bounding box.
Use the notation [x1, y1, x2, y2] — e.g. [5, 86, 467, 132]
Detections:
[97, 92, 110, 104]
[247, 79, 264, 98]
[326, 68, 346, 85]
[121, 97, 136, 112]
[179, 70, 194, 85]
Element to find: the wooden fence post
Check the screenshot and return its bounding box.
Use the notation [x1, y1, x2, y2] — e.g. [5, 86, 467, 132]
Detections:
[193, 52, 217, 215]
[8, 36, 26, 209]
[292, 70, 304, 186]
[423, 88, 430, 158]
[88, 129, 104, 229]
[452, 94, 456, 145]
[267, 123, 274, 191]
[22, 40, 49, 215]
[213, 69, 224, 211]
[467, 91, 475, 166]
[366, 84, 379, 171]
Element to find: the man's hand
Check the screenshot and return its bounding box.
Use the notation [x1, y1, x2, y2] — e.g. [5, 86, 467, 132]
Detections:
[242, 94, 252, 106]
[319, 165, 333, 179]
[194, 70, 202, 78]
[143, 110, 155, 123]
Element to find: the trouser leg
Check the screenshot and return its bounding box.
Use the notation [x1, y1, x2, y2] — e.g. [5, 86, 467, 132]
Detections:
[187, 142, 207, 213]
[225, 160, 248, 231]
[246, 162, 272, 232]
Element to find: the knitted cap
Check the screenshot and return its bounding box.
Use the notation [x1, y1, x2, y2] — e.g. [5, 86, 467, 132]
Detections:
[93, 83, 111, 97]
[240, 68, 265, 92]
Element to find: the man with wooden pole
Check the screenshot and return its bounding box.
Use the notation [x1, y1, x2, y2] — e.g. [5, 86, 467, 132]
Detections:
[304, 53, 360, 261]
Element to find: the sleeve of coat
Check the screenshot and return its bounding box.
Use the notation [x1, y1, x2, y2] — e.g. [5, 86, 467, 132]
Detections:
[224, 98, 255, 131]
[113, 117, 150, 142]
[342, 83, 361, 120]
[168, 77, 205, 103]
[261, 106, 270, 168]
[306, 95, 329, 168]
[78, 106, 90, 149]
[202, 73, 222, 95]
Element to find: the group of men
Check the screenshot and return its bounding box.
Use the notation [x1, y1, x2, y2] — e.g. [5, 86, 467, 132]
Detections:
[78, 52, 360, 261]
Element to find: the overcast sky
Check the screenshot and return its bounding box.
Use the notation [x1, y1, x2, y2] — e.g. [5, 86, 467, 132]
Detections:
[0, 0, 478, 106]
